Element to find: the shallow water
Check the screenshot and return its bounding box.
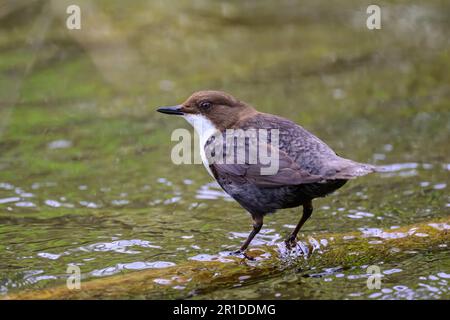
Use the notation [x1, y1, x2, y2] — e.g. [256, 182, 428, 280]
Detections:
[0, 0, 449, 299]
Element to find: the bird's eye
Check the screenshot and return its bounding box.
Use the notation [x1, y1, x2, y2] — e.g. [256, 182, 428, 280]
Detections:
[199, 101, 212, 109]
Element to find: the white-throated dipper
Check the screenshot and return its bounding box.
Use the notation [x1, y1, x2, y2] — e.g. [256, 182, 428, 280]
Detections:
[157, 91, 375, 255]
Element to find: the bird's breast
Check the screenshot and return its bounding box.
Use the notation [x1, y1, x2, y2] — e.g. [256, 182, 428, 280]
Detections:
[183, 114, 218, 177]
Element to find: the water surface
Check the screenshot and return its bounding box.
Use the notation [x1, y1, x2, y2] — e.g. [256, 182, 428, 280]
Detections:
[0, 0, 449, 299]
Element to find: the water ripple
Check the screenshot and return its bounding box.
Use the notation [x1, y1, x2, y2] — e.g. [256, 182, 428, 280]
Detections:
[90, 261, 176, 277]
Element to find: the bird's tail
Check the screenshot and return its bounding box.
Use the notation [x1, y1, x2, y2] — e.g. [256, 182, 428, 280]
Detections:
[327, 158, 379, 180]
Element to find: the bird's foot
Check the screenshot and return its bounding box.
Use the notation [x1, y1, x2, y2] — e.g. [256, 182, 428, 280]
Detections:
[284, 235, 297, 250]
[229, 249, 255, 261]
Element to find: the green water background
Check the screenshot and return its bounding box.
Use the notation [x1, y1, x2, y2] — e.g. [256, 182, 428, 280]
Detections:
[0, 0, 449, 299]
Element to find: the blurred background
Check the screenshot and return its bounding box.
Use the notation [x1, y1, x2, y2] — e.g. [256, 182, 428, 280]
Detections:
[0, 0, 449, 299]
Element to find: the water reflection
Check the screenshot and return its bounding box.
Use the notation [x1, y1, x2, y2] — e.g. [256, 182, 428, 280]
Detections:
[78, 239, 162, 254]
[196, 182, 233, 201]
[91, 261, 176, 277]
[0, 197, 20, 204]
[189, 253, 234, 263]
[37, 252, 61, 260]
[366, 270, 449, 299]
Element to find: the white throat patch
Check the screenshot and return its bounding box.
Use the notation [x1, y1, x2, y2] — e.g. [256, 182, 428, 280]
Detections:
[183, 114, 218, 177]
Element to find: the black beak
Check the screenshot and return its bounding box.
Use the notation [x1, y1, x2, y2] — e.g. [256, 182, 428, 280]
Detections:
[157, 105, 184, 115]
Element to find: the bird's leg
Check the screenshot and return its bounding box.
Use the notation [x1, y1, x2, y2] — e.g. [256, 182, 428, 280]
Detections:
[285, 200, 313, 248]
[233, 215, 263, 257]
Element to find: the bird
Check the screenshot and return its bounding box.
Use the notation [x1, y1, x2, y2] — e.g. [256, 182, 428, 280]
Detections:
[157, 90, 376, 255]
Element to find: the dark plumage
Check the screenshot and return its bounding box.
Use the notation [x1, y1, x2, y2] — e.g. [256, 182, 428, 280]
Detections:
[157, 91, 376, 254]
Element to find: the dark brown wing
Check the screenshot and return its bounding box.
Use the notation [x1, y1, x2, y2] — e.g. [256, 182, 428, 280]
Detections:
[209, 144, 324, 187]
[234, 113, 376, 179]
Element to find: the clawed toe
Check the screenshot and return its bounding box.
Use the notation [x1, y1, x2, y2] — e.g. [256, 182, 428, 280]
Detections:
[284, 236, 297, 249]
